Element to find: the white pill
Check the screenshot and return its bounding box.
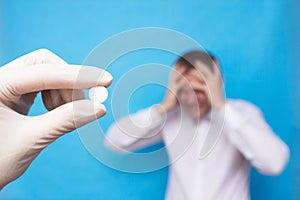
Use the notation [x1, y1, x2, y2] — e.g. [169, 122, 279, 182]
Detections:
[89, 86, 108, 103]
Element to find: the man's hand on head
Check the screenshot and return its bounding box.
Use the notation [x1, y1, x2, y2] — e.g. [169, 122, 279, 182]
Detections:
[192, 61, 225, 110]
[159, 65, 187, 114]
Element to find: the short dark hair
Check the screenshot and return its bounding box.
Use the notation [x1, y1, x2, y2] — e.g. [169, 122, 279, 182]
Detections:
[175, 50, 217, 72]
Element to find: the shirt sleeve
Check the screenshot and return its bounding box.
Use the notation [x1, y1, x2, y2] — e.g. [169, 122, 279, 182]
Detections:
[104, 105, 165, 153]
[222, 100, 290, 175]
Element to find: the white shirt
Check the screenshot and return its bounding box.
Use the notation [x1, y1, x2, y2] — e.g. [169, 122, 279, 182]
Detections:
[105, 99, 289, 200]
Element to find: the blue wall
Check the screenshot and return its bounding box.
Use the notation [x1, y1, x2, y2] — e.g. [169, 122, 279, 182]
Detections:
[0, 0, 297, 199]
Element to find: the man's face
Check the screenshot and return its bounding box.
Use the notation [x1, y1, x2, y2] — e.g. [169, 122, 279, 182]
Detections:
[177, 67, 211, 119]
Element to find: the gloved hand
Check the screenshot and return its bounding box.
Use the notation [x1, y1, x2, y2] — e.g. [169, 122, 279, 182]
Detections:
[0, 49, 113, 189]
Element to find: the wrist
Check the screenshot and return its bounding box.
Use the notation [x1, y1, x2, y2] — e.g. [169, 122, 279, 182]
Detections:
[160, 101, 175, 114]
[212, 99, 226, 110]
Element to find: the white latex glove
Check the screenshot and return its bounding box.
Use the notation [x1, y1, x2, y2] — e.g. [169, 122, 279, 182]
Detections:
[0, 49, 113, 189]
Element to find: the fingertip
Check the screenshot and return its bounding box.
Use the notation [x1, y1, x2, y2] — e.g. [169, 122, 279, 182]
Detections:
[99, 71, 113, 85]
[100, 78, 113, 87]
[71, 65, 113, 87]
[94, 103, 107, 118]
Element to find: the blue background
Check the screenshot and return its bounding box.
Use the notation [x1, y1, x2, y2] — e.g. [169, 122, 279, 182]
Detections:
[0, 0, 298, 199]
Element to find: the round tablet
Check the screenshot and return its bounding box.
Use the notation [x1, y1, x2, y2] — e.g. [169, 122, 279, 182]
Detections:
[89, 86, 108, 103]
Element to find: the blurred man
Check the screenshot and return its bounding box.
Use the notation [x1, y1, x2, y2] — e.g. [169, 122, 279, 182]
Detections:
[105, 50, 289, 200]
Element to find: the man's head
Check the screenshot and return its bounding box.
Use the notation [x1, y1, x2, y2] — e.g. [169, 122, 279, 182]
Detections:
[175, 50, 219, 118]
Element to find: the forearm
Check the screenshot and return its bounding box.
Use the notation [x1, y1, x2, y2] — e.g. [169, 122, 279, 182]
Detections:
[105, 106, 165, 152]
[223, 101, 289, 175]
